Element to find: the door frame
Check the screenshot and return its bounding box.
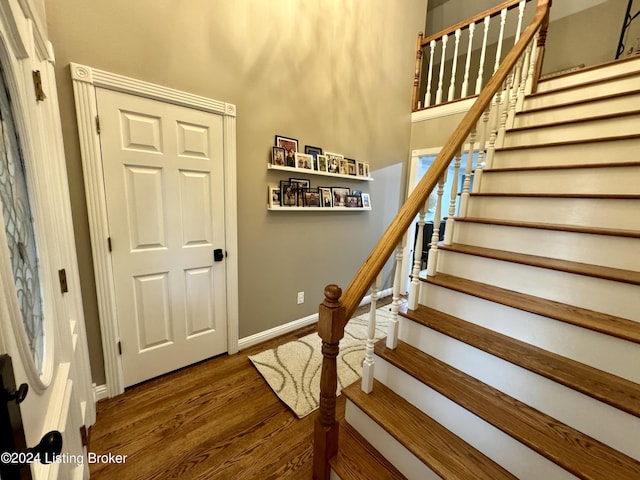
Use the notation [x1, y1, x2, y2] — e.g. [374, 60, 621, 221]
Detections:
[70, 63, 239, 397]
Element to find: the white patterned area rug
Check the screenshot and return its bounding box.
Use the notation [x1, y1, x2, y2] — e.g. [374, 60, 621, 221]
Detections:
[249, 305, 397, 418]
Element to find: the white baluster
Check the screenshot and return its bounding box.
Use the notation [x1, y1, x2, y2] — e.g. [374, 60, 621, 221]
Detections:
[517, 42, 533, 112]
[448, 29, 462, 101]
[497, 77, 511, 148]
[424, 40, 436, 107]
[459, 128, 477, 217]
[408, 205, 427, 310]
[514, 0, 526, 44]
[444, 150, 462, 246]
[473, 107, 491, 191]
[362, 274, 381, 393]
[493, 8, 508, 74]
[507, 57, 524, 129]
[485, 91, 501, 170]
[426, 172, 446, 277]
[461, 22, 475, 98]
[386, 242, 404, 349]
[525, 33, 539, 94]
[475, 16, 490, 94]
[436, 34, 448, 105]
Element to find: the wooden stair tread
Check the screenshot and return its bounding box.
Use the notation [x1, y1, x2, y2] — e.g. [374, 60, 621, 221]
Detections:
[342, 380, 517, 480]
[507, 109, 640, 134]
[470, 192, 640, 199]
[374, 340, 640, 480]
[530, 68, 640, 98]
[454, 217, 640, 239]
[423, 273, 640, 343]
[330, 421, 406, 480]
[519, 87, 640, 115]
[439, 243, 640, 285]
[495, 133, 640, 152]
[482, 160, 640, 173]
[399, 304, 640, 417]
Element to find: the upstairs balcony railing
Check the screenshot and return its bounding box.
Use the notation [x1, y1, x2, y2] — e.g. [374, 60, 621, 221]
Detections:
[412, 0, 538, 111]
[313, 0, 551, 478]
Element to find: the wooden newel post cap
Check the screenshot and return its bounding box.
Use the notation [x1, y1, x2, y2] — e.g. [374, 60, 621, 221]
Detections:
[323, 284, 342, 307]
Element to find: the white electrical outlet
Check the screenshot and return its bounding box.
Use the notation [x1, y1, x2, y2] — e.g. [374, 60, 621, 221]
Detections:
[297, 291, 304, 304]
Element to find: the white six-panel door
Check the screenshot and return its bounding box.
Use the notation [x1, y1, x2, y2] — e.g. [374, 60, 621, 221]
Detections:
[96, 89, 228, 387]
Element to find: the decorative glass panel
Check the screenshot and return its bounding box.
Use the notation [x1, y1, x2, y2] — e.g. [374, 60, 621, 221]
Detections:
[0, 66, 44, 373]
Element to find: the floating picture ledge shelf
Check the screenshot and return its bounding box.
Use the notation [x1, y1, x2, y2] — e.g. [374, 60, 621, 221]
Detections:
[268, 164, 374, 181]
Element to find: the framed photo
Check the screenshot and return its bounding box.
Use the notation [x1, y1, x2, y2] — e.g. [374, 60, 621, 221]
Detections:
[272, 146, 286, 167]
[305, 145, 323, 159]
[319, 187, 333, 207]
[302, 188, 321, 207]
[345, 195, 360, 208]
[346, 158, 357, 176]
[332, 187, 351, 207]
[317, 154, 328, 173]
[276, 135, 298, 167]
[269, 186, 281, 208]
[361, 192, 371, 209]
[295, 152, 314, 170]
[325, 152, 343, 174]
[290, 178, 309, 206]
[280, 181, 297, 207]
[356, 161, 366, 177]
[364, 162, 370, 177]
[338, 158, 349, 175]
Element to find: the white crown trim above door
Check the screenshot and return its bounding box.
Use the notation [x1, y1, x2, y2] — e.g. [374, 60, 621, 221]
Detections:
[70, 63, 239, 397]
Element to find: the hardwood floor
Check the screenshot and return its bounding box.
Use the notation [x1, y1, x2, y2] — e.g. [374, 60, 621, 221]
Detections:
[89, 299, 391, 479]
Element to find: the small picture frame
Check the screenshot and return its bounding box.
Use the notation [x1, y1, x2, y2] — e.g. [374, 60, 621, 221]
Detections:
[319, 187, 333, 207]
[276, 135, 298, 167]
[290, 178, 310, 206]
[269, 186, 281, 208]
[361, 192, 371, 208]
[332, 187, 351, 207]
[338, 159, 349, 175]
[325, 152, 343, 174]
[302, 188, 321, 207]
[272, 146, 286, 167]
[346, 158, 357, 176]
[280, 181, 297, 207]
[345, 195, 360, 208]
[305, 145, 323, 159]
[295, 152, 314, 170]
[356, 161, 366, 177]
[364, 163, 370, 177]
[317, 155, 328, 173]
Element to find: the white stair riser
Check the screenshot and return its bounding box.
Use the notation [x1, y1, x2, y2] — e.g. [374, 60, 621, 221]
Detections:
[503, 114, 640, 148]
[514, 92, 640, 128]
[419, 284, 640, 382]
[537, 59, 640, 93]
[436, 249, 640, 321]
[374, 359, 579, 480]
[479, 166, 640, 195]
[525, 75, 640, 109]
[466, 196, 640, 230]
[344, 401, 440, 480]
[492, 138, 640, 168]
[452, 221, 640, 272]
[398, 318, 640, 460]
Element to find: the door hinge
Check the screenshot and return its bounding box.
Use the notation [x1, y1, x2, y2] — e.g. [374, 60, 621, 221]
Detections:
[117, 341, 122, 355]
[96, 115, 101, 134]
[32, 70, 46, 102]
[107, 237, 112, 252]
[58, 268, 68, 294]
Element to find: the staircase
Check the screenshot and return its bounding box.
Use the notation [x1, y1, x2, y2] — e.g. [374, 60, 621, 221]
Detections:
[330, 57, 640, 479]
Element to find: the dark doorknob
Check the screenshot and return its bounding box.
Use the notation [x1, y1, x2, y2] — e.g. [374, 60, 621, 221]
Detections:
[3, 431, 63, 466]
[213, 249, 225, 262]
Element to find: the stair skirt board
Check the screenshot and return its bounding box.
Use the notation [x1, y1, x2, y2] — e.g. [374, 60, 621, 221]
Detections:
[502, 113, 640, 148]
[479, 165, 640, 195]
[492, 137, 640, 168]
[514, 91, 640, 128]
[418, 283, 640, 383]
[435, 250, 639, 321]
[451, 221, 640, 271]
[524, 74, 640, 109]
[344, 401, 441, 480]
[536, 57, 640, 93]
[396, 318, 640, 460]
[465, 196, 640, 231]
[372, 358, 578, 480]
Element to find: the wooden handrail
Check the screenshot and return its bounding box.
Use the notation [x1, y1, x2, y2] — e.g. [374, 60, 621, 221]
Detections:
[422, 0, 533, 46]
[313, 1, 551, 478]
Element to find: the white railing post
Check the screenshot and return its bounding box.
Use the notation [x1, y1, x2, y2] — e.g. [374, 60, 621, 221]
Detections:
[444, 149, 462, 245]
[362, 274, 381, 393]
[507, 56, 524, 129]
[436, 34, 448, 105]
[424, 40, 436, 107]
[408, 205, 427, 310]
[497, 76, 512, 147]
[448, 29, 462, 102]
[386, 241, 404, 349]
[515, 0, 526, 44]
[426, 172, 446, 277]
[525, 32, 540, 94]
[493, 8, 508, 75]
[517, 42, 534, 112]
[475, 16, 490, 94]
[461, 22, 475, 98]
[459, 129, 477, 217]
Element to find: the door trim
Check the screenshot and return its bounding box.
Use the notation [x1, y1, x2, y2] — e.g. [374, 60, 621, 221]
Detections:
[70, 63, 239, 397]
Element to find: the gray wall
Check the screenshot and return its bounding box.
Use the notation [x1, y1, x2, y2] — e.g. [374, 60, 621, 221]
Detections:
[45, 0, 427, 385]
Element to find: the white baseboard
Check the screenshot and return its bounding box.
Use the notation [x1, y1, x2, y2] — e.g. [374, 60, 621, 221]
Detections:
[94, 383, 109, 402]
[238, 288, 393, 351]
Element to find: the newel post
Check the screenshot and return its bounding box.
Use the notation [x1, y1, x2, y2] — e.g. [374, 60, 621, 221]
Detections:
[411, 32, 424, 111]
[313, 284, 346, 480]
[531, 0, 551, 93]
